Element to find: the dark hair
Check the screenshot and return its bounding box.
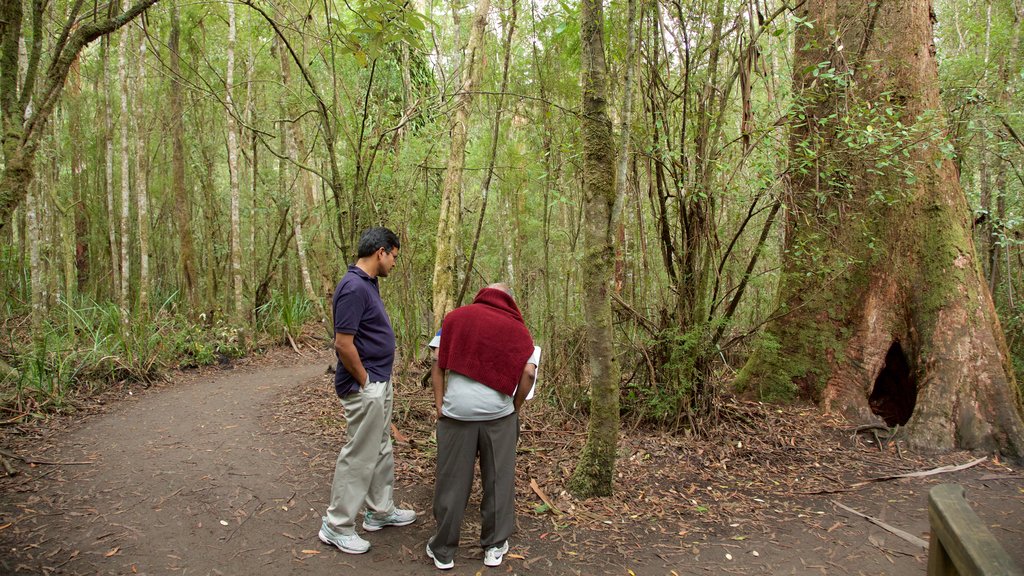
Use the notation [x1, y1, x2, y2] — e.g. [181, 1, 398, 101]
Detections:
[357, 227, 400, 258]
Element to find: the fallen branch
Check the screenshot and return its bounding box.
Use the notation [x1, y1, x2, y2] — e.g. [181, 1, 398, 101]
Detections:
[850, 457, 986, 487]
[832, 500, 928, 550]
[529, 478, 561, 515]
[286, 332, 301, 354]
[796, 457, 988, 495]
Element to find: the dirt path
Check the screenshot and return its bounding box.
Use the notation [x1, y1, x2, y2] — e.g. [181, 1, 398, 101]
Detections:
[2, 352, 1022, 575]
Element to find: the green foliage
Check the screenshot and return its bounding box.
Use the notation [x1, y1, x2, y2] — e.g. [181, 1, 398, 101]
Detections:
[330, 0, 434, 66]
[620, 324, 719, 427]
[255, 291, 316, 345]
[172, 320, 245, 369]
[0, 297, 249, 419]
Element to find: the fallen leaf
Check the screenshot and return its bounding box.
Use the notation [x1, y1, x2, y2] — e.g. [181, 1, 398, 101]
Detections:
[105, 547, 120, 558]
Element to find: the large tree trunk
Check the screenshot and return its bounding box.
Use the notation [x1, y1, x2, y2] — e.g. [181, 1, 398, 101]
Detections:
[736, 0, 1024, 458]
[431, 0, 490, 328]
[569, 0, 620, 497]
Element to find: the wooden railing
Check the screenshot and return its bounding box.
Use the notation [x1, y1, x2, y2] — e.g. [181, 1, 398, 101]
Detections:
[927, 483, 1023, 575]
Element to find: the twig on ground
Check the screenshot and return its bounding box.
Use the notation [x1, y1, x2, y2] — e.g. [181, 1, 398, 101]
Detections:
[530, 478, 561, 515]
[832, 501, 928, 550]
[850, 456, 987, 487]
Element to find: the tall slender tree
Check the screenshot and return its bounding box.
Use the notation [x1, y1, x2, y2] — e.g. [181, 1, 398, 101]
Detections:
[569, 0, 620, 497]
[431, 0, 490, 327]
[226, 1, 244, 325]
[169, 2, 196, 308]
[134, 24, 150, 314]
[117, 12, 132, 313]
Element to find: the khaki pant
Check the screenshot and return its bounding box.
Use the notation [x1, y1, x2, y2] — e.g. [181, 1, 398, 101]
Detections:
[325, 380, 395, 535]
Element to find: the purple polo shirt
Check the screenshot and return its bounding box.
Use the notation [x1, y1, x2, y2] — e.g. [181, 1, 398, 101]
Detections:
[332, 265, 395, 397]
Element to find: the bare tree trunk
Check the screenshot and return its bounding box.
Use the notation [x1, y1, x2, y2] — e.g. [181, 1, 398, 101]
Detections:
[27, 181, 44, 335]
[276, 30, 318, 309]
[736, 0, 1024, 458]
[134, 25, 149, 314]
[431, 0, 490, 327]
[457, 0, 517, 307]
[117, 18, 132, 314]
[67, 58, 87, 293]
[102, 38, 120, 304]
[169, 3, 196, 309]
[226, 2, 244, 326]
[569, 0, 620, 498]
[612, 0, 637, 294]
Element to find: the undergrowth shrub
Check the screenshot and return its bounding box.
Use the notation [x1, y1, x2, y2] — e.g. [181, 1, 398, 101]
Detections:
[0, 296, 248, 420]
[256, 292, 315, 344]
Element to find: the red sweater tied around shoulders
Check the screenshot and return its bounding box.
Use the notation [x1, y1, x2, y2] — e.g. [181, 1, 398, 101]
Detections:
[437, 287, 534, 396]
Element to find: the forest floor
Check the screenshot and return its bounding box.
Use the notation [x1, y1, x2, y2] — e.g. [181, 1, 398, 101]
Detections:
[1, 345, 1022, 575]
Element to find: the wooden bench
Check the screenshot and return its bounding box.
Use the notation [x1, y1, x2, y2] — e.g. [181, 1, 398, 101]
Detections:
[928, 483, 1023, 575]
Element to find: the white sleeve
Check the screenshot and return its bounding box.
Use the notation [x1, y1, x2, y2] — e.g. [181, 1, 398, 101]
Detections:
[525, 346, 541, 400]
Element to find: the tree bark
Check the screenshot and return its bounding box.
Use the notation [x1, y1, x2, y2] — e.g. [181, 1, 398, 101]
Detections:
[736, 0, 1024, 458]
[102, 37, 120, 304]
[431, 0, 490, 328]
[276, 28, 318, 309]
[569, 0, 620, 497]
[226, 1, 244, 326]
[27, 180, 44, 335]
[134, 25, 150, 314]
[117, 16, 132, 314]
[457, 0, 517, 307]
[169, 2, 196, 309]
[0, 0, 159, 234]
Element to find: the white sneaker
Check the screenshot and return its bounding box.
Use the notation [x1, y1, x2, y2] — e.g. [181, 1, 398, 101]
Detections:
[483, 541, 509, 567]
[363, 507, 417, 531]
[426, 543, 454, 570]
[318, 518, 370, 554]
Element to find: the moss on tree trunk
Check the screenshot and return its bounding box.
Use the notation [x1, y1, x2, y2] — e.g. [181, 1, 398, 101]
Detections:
[736, 0, 1024, 458]
[569, 0, 621, 498]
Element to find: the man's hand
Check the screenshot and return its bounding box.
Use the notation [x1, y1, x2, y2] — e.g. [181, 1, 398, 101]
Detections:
[335, 333, 368, 386]
[431, 359, 445, 420]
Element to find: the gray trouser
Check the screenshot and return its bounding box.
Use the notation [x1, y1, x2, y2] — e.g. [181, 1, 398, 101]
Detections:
[429, 412, 518, 564]
[325, 380, 395, 535]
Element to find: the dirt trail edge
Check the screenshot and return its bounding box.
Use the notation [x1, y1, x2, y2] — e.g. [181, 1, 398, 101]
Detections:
[3, 354, 1024, 576]
[0, 359, 389, 575]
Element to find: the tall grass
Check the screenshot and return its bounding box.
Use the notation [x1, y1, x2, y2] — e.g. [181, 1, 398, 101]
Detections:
[256, 292, 315, 345]
[0, 296, 247, 420]
[0, 289, 328, 421]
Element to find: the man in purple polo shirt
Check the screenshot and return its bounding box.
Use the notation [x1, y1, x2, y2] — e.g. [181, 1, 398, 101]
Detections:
[319, 227, 416, 555]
